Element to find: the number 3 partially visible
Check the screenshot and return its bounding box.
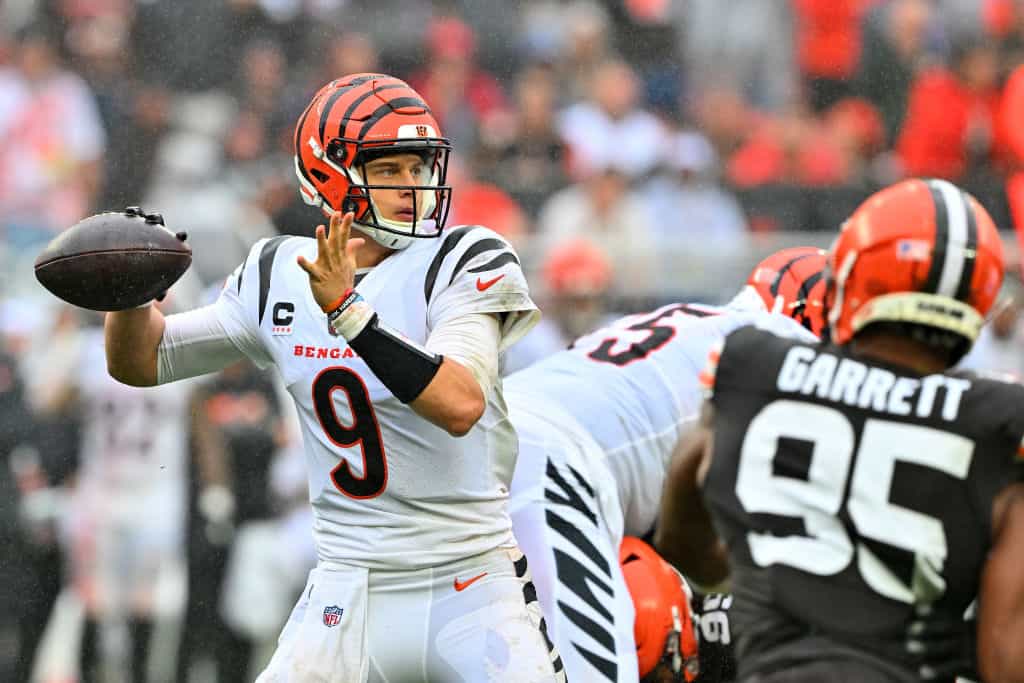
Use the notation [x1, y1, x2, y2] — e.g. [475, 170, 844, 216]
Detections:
[736, 399, 973, 603]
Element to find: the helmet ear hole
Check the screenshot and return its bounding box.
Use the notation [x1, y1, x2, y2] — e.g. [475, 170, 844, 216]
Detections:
[326, 139, 346, 164]
[310, 169, 330, 183]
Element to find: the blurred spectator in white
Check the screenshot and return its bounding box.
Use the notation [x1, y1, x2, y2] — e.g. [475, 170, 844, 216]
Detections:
[558, 58, 665, 181]
[642, 130, 748, 249]
[518, 1, 615, 104]
[503, 237, 615, 374]
[0, 23, 106, 252]
[535, 153, 657, 289]
[935, 0, 992, 38]
[960, 273, 1024, 380]
[478, 62, 570, 219]
[409, 15, 508, 156]
[558, 1, 613, 103]
[678, 0, 798, 112]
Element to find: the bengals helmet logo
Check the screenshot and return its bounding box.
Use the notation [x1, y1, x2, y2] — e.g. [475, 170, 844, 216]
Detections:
[416, 125, 428, 137]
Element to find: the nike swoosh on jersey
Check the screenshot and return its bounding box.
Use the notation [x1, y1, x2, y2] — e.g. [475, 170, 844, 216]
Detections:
[476, 275, 505, 291]
[453, 572, 488, 591]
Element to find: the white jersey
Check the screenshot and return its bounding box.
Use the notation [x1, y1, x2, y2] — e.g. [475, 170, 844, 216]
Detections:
[507, 389, 638, 683]
[505, 303, 814, 538]
[214, 226, 539, 569]
[65, 329, 192, 619]
[74, 327, 192, 526]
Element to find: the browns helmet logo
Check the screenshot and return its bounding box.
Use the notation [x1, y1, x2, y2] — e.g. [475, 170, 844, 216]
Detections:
[416, 125, 428, 137]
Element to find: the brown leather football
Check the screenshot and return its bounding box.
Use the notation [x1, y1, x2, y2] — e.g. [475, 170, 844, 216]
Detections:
[34, 207, 192, 311]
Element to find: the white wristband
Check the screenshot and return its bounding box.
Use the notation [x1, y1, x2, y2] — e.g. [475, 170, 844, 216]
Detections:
[327, 292, 375, 340]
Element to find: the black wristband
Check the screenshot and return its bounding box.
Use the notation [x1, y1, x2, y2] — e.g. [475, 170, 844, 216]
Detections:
[348, 313, 443, 403]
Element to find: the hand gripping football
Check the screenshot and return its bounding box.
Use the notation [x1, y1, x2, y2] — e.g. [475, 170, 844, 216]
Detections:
[34, 207, 192, 311]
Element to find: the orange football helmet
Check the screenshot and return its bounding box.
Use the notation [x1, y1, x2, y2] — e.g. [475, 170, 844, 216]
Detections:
[620, 537, 700, 682]
[825, 178, 1004, 359]
[293, 73, 452, 249]
[746, 246, 828, 337]
[542, 238, 613, 296]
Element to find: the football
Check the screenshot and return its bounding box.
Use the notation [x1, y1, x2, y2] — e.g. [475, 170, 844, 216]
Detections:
[34, 207, 192, 311]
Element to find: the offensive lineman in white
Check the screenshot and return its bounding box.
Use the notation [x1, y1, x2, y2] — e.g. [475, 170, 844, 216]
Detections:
[58, 319, 191, 681]
[506, 248, 828, 682]
[103, 74, 563, 682]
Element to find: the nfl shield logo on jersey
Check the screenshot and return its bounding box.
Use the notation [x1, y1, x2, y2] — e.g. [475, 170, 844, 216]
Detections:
[323, 605, 344, 627]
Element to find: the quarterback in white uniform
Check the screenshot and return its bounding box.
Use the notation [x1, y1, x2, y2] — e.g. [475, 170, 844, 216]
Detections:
[103, 74, 562, 682]
[506, 248, 828, 682]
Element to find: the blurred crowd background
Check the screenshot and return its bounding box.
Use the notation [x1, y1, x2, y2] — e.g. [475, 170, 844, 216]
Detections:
[4, 0, 1024, 681]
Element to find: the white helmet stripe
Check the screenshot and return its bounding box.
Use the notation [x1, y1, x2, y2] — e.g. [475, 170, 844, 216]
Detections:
[829, 249, 858, 327]
[930, 179, 971, 299]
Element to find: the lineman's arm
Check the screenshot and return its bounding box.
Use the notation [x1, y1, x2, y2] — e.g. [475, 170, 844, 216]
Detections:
[978, 482, 1024, 683]
[655, 404, 730, 587]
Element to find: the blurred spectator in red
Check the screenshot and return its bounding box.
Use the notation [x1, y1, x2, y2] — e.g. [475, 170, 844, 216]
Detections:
[409, 15, 508, 156]
[897, 38, 1005, 180]
[1000, 61, 1024, 237]
[558, 58, 665, 181]
[503, 238, 615, 374]
[447, 157, 528, 243]
[728, 108, 847, 189]
[984, 0, 1017, 38]
[0, 23, 106, 250]
[792, 0, 878, 112]
[823, 97, 887, 182]
[1002, 61, 1024, 166]
[727, 106, 863, 232]
[995, 0, 1024, 71]
[856, 0, 936, 144]
[478, 62, 570, 220]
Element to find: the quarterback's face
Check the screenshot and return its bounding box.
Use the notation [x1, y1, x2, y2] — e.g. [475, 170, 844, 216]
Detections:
[363, 153, 434, 222]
